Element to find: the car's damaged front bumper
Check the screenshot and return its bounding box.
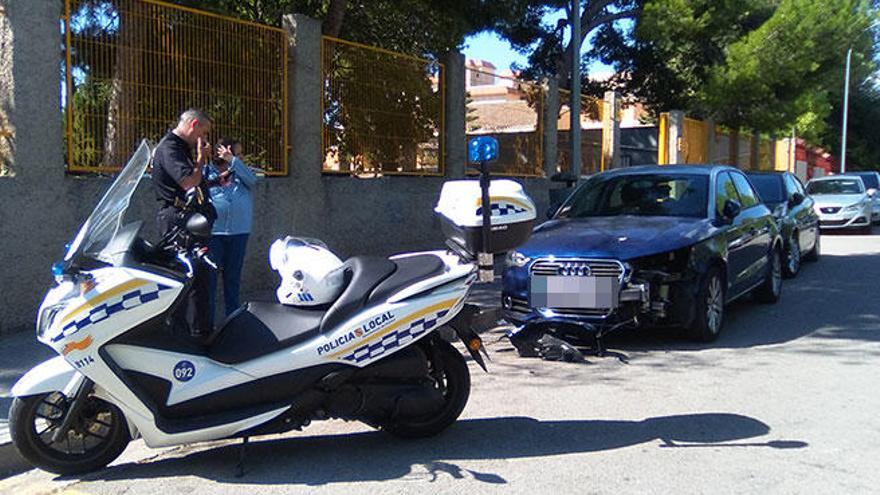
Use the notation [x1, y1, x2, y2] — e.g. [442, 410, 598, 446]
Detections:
[502, 253, 701, 355]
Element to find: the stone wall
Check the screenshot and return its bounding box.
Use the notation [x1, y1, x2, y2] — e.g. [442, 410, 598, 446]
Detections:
[0, 5, 552, 333]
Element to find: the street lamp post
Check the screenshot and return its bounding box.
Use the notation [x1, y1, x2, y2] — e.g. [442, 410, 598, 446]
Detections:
[569, 0, 582, 177]
[841, 47, 852, 174]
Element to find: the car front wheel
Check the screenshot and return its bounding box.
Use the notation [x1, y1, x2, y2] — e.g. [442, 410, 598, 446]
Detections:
[686, 266, 725, 342]
[783, 234, 800, 278]
[804, 230, 820, 262]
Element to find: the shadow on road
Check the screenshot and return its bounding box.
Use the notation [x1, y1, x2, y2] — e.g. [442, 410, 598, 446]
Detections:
[83, 413, 805, 486]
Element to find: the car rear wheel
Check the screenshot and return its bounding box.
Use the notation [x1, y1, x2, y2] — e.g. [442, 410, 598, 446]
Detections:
[686, 266, 725, 342]
[754, 248, 782, 304]
[783, 234, 800, 279]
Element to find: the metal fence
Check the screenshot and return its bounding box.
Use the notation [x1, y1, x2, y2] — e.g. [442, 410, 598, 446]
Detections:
[465, 68, 543, 176]
[556, 89, 603, 175]
[63, 0, 288, 174]
[681, 117, 709, 164]
[322, 36, 444, 176]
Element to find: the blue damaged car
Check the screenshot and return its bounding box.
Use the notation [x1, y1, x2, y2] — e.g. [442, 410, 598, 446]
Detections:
[502, 165, 783, 343]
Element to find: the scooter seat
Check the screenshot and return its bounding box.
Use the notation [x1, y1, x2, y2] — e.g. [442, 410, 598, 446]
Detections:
[319, 254, 447, 334]
[319, 256, 397, 333]
[367, 254, 446, 304]
[209, 302, 324, 364]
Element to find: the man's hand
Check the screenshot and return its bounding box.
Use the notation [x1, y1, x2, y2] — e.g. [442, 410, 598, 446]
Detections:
[217, 144, 234, 163]
[196, 137, 212, 165]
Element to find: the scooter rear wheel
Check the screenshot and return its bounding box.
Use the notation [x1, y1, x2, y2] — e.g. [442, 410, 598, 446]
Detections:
[381, 337, 471, 439]
[10, 392, 130, 475]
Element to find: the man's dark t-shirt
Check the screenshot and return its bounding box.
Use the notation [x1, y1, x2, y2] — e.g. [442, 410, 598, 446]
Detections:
[151, 131, 215, 336]
[153, 131, 197, 206]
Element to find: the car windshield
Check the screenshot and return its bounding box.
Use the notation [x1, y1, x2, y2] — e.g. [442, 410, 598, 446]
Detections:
[747, 174, 785, 204]
[64, 140, 152, 265]
[557, 173, 709, 219]
[806, 179, 864, 195]
[853, 173, 879, 190]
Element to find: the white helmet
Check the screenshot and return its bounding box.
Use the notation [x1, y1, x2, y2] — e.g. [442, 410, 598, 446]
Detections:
[269, 237, 345, 306]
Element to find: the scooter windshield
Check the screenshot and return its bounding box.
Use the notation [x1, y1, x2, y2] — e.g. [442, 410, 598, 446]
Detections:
[64, 140, 152, 265]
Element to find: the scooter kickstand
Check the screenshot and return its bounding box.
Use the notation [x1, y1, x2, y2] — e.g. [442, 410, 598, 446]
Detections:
[234, 436, 249, 478]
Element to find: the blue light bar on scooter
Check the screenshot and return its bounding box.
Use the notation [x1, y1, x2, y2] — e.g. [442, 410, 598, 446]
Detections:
[468, 136, 499, 163]
[51, 262, 65, 278]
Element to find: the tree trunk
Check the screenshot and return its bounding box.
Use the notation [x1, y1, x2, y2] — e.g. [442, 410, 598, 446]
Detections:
[323, 0, 347, 37]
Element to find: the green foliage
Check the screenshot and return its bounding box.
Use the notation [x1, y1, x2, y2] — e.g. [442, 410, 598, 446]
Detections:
[704, 0, 876, 135]
[593, 0, 777, 114]
[178, 0, 488, 57]
[825, 82, 880, 170]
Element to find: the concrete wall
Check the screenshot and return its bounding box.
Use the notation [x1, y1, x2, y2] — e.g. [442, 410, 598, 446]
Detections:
[0, 6, 551, 333]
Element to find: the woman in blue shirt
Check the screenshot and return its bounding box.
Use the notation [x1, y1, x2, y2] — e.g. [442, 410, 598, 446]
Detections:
[206, 138, 259, 318]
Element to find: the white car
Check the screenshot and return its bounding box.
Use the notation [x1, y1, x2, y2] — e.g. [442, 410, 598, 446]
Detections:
[849, 171, 880, 224]
[806, 175, 874, 233]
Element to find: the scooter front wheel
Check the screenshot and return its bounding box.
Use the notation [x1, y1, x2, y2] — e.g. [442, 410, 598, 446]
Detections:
[10, 392, 130, 475]
[381, 337, 471, 439]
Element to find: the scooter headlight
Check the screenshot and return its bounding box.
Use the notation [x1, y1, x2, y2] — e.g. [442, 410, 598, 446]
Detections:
[36, 281, 79, 339]
[505, 250, 531, 268]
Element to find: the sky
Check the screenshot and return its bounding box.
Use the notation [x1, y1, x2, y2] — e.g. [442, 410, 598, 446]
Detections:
[461, 8, 617, 76]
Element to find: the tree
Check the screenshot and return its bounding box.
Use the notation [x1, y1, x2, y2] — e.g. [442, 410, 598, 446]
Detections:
[487, 0, 643, 89]
[703, 0, 876, 138]
[590, 0, 776, 114]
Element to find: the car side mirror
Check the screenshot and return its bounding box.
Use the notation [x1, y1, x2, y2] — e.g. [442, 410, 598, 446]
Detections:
[868, 188, 877, 198]
[721, 199, 742, 221]
[789, 192, 805, 207]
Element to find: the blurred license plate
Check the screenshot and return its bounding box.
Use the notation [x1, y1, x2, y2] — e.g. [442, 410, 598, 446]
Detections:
[530, 276, 619, 309]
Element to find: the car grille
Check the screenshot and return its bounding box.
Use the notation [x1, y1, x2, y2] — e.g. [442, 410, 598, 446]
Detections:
[820, 207, 841, 214]
[524, 258, 625, 320]
[508, 296, 613, 319]
[529, 258, 625, 281]
[820, 219, 848, 226]
[508, 296, 531, 316]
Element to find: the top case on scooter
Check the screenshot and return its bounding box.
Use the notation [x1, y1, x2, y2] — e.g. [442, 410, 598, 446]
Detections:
[435, 179, 536, 255]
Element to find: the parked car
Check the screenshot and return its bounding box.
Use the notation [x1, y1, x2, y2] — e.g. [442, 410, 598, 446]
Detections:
[746, 171, 821, 277]
[806, 175, 874, 234]
[847, 171, 880, 224]
[502, 165, 783, 343]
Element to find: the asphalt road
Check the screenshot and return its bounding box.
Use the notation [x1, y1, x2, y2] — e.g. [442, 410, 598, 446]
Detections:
[2, 234, 879, 495]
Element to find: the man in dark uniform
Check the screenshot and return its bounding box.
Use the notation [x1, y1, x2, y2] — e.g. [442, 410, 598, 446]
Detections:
[152, 108, 215, 338]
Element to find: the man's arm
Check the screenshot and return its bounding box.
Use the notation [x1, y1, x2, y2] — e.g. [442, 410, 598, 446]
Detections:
[178, 165, 203, 191]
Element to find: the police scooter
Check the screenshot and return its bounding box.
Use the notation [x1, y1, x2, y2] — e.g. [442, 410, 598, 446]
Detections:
[8, 138, 536, 475]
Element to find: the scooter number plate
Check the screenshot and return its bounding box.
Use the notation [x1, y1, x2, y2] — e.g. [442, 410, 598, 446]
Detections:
[530, 276, 619, 309]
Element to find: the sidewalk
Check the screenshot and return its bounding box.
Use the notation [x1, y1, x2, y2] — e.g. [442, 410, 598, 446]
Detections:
[0, 329, 55, 477]
[0, 281, 503, 478]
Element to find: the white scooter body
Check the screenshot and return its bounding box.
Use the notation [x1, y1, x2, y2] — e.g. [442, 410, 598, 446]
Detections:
[17, 248, 474, 447]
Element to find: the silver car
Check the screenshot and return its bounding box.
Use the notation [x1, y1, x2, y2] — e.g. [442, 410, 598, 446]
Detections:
[848, 171, 880, 224]
[806, 175, 874, 233]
